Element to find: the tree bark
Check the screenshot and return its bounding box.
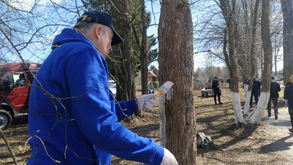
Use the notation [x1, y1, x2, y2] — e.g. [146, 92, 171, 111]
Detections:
[158, 0, 196, 164]
[247, 0, 272, 124]
[140, 0, 148, 95]
[281, 0, 293, 84]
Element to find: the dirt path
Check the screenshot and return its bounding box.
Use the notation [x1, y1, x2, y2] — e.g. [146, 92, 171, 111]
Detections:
[257, 107, 293, 165]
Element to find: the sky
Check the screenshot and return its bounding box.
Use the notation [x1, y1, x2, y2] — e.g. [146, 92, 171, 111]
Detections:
[145, 1, 284, 72]
[6, 0, 78, 63]
[145, 1, 160, 69]
[10, 0, 284, 72]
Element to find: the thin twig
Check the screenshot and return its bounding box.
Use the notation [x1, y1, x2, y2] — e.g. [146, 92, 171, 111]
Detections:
[24, 135, 61, 163]
[0, 128, 18, 165]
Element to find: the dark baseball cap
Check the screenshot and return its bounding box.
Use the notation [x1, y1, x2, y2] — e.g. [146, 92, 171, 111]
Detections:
[214, 76, 218, 79]
[77, 10, 123, 46]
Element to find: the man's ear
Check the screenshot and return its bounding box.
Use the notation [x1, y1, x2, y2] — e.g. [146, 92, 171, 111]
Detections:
[94, 25, 102, 40]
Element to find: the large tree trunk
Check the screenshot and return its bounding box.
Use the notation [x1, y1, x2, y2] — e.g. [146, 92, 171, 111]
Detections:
[220, 0, 244, 125]
[246, 0, 272, 124]
[158, 0, 196, 164]
[140, 0, 148, 95]
[281, 0, 293, 84]
[112, 0, 135, 100]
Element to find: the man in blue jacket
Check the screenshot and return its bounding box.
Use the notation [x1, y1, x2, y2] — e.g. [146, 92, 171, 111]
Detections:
[284, 75, 293, 133]
[28, 10, 178, 165]
[267, 77, 281, 119]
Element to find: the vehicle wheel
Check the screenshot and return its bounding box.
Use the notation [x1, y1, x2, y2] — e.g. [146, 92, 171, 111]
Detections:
[0, 110, 12, 130]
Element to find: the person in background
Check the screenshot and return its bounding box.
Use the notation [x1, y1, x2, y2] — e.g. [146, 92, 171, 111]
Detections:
[284, 75, 292, 106]
[284, 75, 293, 132]
[212, 76, 222, 105]
[267, 77, 281, 119]
[250, 77, 261, 107]
[28, 10, 178, 165]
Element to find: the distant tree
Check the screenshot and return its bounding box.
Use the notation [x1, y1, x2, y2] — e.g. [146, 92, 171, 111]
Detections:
[219, 66, 230, 81]
[138, 0, 148, 95]
[131, 1, 158, 95]
[111, 0, 136, 101]
[147, 34, 159, 64]
[194, 68, 200, 79]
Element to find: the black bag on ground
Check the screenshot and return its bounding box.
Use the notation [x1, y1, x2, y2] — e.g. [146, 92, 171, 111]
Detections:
[196, 132, 214, 149]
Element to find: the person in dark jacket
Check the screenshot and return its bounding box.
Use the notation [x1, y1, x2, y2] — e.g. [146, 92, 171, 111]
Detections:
[250, 78, 262, 107]
[212, 77, 222, 105]
[28, 10, 178, 165]
[284, 75, 293, 132]
[284, 78, 292, 106]
[267, 77, 281, 119]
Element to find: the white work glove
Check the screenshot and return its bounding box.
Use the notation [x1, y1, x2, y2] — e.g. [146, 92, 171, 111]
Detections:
[160, 148, 178, 165]
[136, 94, 158, 111]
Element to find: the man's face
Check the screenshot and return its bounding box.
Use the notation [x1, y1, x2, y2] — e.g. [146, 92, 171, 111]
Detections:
[95, 25, 114, 58]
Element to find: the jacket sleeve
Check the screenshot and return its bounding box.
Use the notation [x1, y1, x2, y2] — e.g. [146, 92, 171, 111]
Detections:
[277, 83, 281, 92]
[284, 86, 288, 99]
[66, 50, 164, 165]
[115, 99, 138, 121]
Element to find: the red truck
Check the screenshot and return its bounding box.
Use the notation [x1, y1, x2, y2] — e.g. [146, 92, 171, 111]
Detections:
[0, 63, 41, 130]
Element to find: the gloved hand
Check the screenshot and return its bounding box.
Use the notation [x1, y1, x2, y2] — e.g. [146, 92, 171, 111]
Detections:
[160, 148, 178, 165]
[136, 94, 158, 111]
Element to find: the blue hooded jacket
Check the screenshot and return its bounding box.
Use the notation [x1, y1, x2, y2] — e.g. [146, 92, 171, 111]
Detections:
[28, 28, 164, 165]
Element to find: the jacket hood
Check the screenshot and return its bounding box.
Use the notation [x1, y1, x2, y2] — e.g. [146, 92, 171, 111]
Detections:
[52, 28, 93, 49]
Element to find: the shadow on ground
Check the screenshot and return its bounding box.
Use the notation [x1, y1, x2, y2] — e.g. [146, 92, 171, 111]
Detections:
[259, 134, 293, 154]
